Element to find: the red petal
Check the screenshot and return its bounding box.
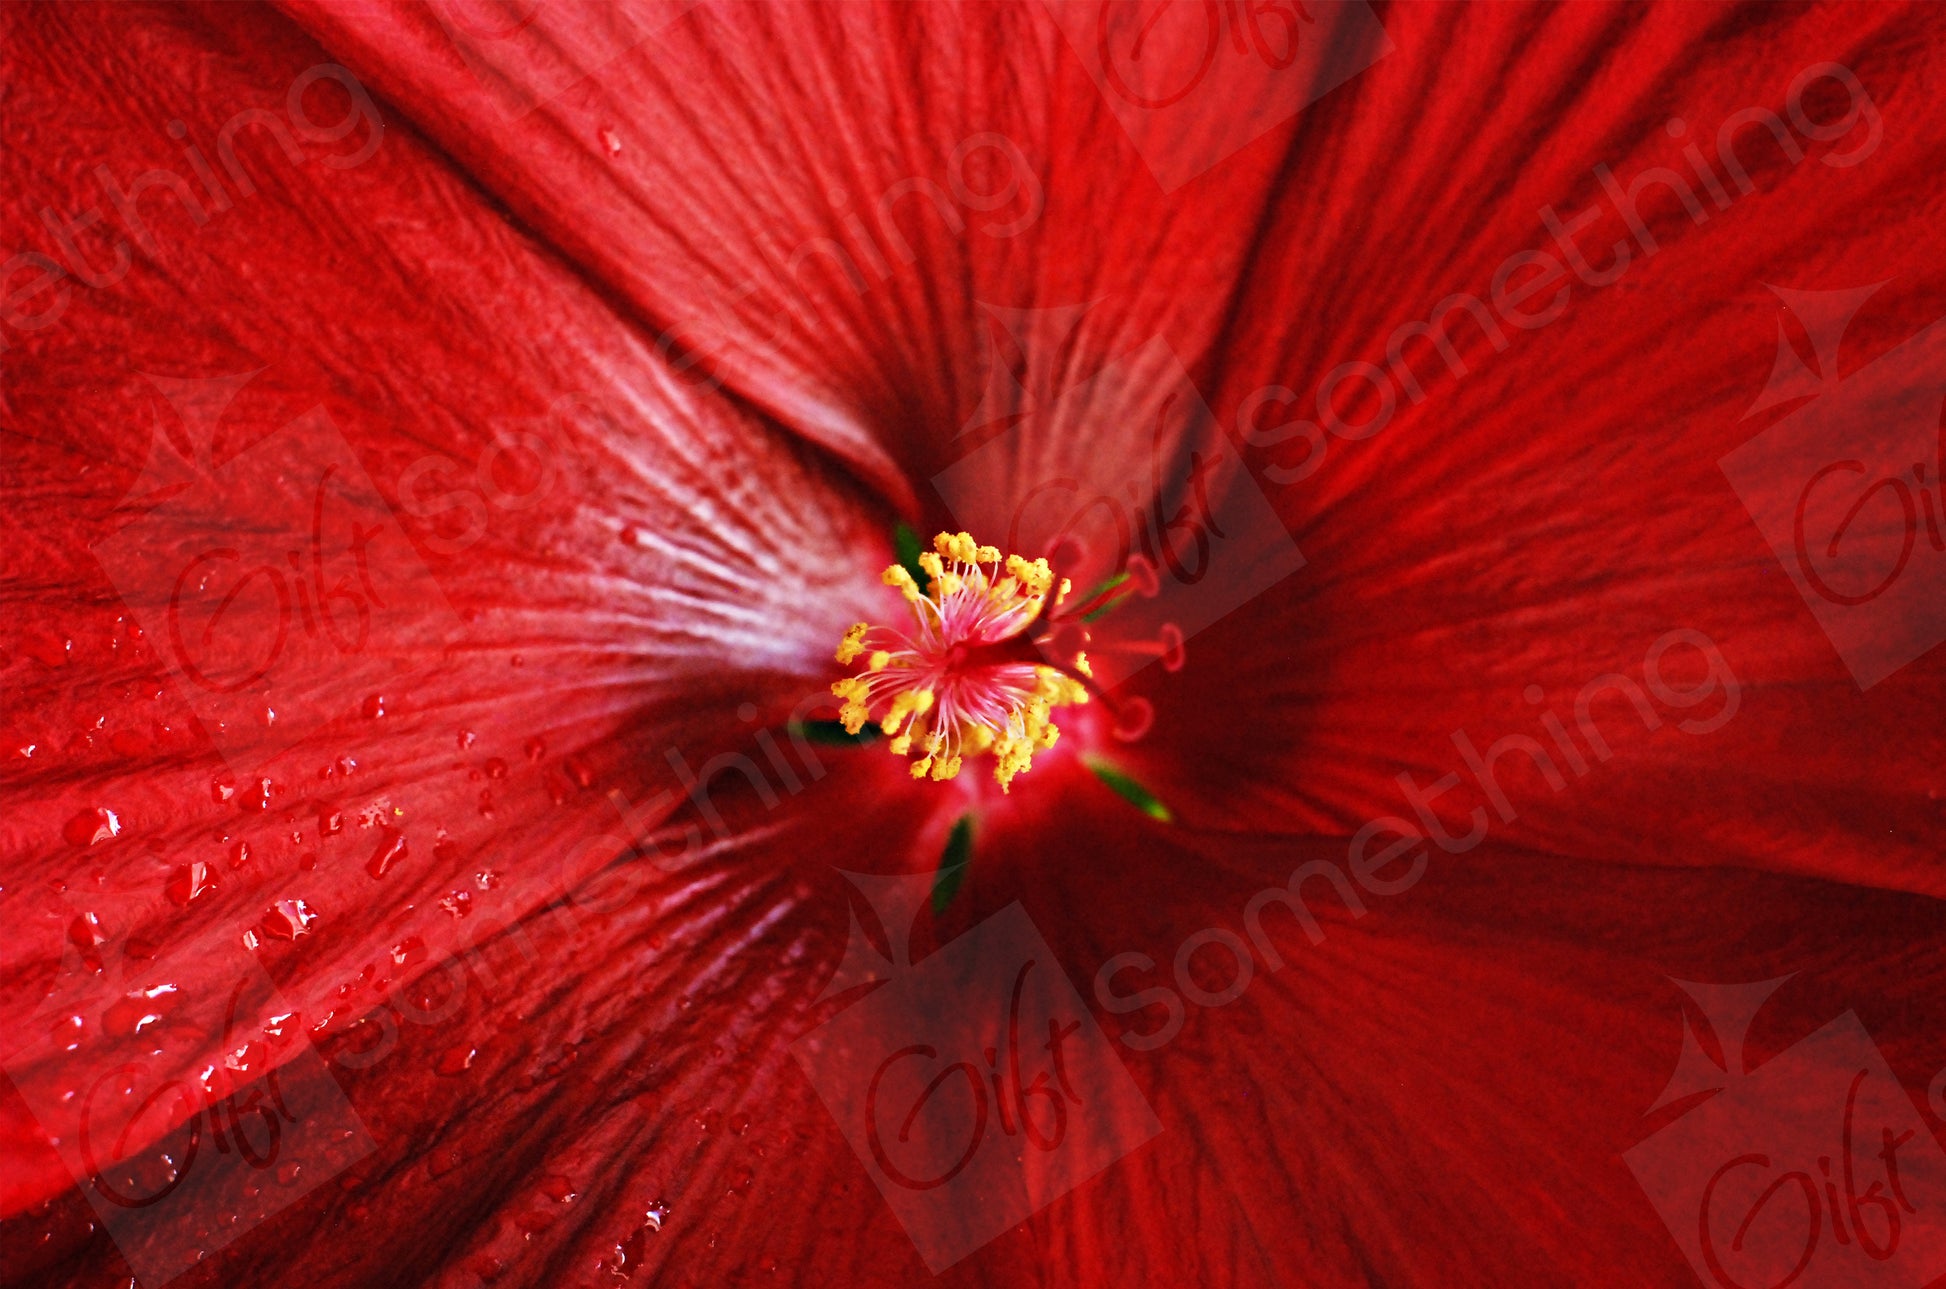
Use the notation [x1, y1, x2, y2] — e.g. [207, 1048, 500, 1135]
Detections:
[1128, 4, 1946, 894]
[17, 804, 1946, 1287]
[279, 0, 1372, 525]
[0, 0, 881, 1220]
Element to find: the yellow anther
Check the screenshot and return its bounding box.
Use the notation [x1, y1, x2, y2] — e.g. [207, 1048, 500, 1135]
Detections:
[1073, 651, 1093, 678]
[879, 688, 935, 736]
[838, 533, 1091, 794]
[830, 675, 872, 735]
[935, 531, 980, 564]
[1004, 555, 1054, 598]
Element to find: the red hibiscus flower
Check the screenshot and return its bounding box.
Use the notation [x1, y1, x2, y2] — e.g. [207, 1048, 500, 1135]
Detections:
[6, 2, 1946, 1286]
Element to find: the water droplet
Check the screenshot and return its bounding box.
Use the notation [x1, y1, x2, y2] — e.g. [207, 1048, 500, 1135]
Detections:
[224, 1039, 266, 1075]
[465, 1252, 505, 1281]
[165, 861, 216, 906]
[276, 1162, 302, 1187]
[228, 840, 250, 869]
[366, 828, 408, 879]
[62, 807, 121, 847]
[103, 984, 177, 1038]
[240, 777, 273, 812]
[439, 890, 473, 919]
[524, 737, 546, 763]
[435, 1044, 477, 1077]
[22, 629, 71, 668]
[476, 870, 500, 891]
[606, 1201, 670, 1278]
[260, 898, 318, 941]
[51, 1015, 84, 1052]
[483, 757, 508, 780]
[68, 911, 107, 950]
[317, 807, 343, 837]
[539, 1174, 577, 1203]
[390, 936, 426, 968]
[457, 729, 476, 750]
[598, 125, 623, 156]
[563, 755, 595, 790]
[210, 775, 236, 804]
[361, 694, 386, 719]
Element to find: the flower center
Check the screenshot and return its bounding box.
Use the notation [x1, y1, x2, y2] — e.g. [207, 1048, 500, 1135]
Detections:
[832, 531, 1092, 791]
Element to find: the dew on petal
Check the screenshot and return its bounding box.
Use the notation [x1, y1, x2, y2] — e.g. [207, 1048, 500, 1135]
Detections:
[68, 911, 107, 951]
[62, 806, 121, 847]
[260, 898, 318, 941]
[598, 124, 622, 156]
[51, 1015, 84, 1052]
[103, 984, 177, 1038]
[22, 628, 71, 668]
[165, 861, 216, 906]
[366, 827, 408, 879]
[435, 1045, 476, 1077]
[361, 694, 386, 719]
